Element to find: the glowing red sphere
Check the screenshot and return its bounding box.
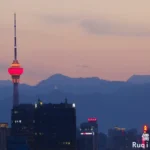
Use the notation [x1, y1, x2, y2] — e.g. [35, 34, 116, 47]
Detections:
[8, 60, 24, 76]
[8, 67, 23, 75]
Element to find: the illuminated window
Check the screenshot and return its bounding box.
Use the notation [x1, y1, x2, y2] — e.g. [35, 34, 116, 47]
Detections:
[14, 111, 18, 114]
[35, 104, 37, 108]
[19, 120, 21, 123]
[72, 103, 75, 107]
[39, 132, 43, 135]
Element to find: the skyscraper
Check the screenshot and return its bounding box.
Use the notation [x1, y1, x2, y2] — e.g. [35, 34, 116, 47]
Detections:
[7, 136, 30, 150]
[11, 99, 76, 150]
[107, 126, 126, 150]
[78, 118, 99, 150]
[11, 104, 34, 149]
[8, 13, 23, 107]
[34, 99, 76, 150]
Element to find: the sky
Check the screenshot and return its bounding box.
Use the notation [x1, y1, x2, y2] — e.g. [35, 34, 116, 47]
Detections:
[1, 0, 150, 85]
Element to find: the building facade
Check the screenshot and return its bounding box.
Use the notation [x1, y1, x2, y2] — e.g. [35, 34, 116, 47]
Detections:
[107, 126, 138, 150]
[7, 136, 30, 150]
[11, 99, 76, 150]
[11, 104, 34, 149]
[78, 118, 99, 150]
[34, 99, 76, 150]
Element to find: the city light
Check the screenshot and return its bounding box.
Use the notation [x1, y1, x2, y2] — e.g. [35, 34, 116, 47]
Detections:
[88, 118, 97, 122]
[72, 103, 75, 108]
[80, 132, 93, 135]
[0, 123, 8, 128]
[144, 125, 148, 132]
[35, 104, 37, 108]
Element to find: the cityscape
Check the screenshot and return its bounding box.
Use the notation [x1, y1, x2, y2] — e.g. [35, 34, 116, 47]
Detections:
[1, 1, 150, 150]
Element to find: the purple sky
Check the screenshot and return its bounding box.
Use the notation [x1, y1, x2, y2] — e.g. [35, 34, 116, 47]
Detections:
[1, 0, 150, 85]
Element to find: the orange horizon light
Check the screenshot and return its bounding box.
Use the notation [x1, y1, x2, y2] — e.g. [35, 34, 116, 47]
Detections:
[144, 125, 148, 132]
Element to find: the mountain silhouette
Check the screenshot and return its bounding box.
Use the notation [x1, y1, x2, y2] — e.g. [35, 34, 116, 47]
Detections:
[0, 73, 150, 132]
[36, 73, 129, 94]
[127, 75, 150, 84]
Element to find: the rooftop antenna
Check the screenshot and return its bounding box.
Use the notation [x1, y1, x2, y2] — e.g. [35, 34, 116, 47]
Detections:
[14, 13, 17, 60]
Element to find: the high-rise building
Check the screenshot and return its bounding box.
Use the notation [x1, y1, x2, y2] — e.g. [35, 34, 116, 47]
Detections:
[34, 99, 76, 150]
[0, 123, 10, 150]
[7, 136, 30, 150]
[126, 128, 138, 150]
[11, 104, 34, 149]
[98, 132, 107, 150]
[11, 99, 76, 150]
[8, 13, 23, 107]
[78, 118, 99, 150]
[76, 128, 81, 150]
[107, 126, 126, 150]
[88, 118, 99, 150]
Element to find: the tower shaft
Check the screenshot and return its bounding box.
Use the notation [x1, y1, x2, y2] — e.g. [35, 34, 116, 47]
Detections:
[13, 83, 19, 107]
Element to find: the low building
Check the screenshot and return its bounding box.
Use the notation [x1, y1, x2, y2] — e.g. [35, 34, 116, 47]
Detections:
[0, 123, 10, 150]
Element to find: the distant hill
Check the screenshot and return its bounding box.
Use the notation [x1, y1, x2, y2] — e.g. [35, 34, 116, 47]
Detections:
[1, 73, 150, 132]
[127, 75, 150, 84]
[0, 80, 11, 86]
[36, 73, 129, 94]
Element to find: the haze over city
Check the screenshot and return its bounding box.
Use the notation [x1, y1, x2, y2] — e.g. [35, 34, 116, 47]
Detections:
[1, 1, 150, 150]
[1, 0, 150, 85]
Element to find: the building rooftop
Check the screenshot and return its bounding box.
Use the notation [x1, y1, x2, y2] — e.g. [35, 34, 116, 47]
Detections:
[0, 123, 8, 128]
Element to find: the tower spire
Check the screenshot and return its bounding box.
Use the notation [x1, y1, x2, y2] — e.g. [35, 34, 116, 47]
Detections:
[14, 13, 17, 60]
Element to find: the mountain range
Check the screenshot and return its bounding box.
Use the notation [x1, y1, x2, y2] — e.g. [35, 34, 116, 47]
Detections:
[1, 73, 150, 132]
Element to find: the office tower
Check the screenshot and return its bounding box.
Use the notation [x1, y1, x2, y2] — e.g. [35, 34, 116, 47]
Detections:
[126, 129, 138, 150]
[8, 13, 23, 107]
[34, 99, 76, 150]
[7, 136, 30, 150]
[0, 123, 10, 150]
[98, 133, 107, 150]
[88, 118, 99, 150]
[11, 104, 34, 149]
[79, 118, 99, 150]
[107, 126, 126, 150]
[76, 128, 81, 150]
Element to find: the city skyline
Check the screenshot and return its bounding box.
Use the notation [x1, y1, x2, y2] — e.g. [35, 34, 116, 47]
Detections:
[1, 0, 150, 85]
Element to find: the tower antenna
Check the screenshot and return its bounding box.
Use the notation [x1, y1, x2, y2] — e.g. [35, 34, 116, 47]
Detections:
[14, 13, 17, 60]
